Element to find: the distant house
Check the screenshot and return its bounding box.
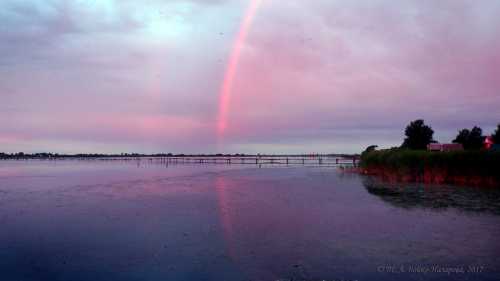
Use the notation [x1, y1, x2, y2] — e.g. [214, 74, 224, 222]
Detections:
[427, 143, 442, 151]
[427, 143, 464, 152]
[442, 143, 464, 151]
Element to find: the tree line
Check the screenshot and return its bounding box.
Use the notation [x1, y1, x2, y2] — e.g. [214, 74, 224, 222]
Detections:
[360, 119, 500, 186]
[400, 119, 500, 150]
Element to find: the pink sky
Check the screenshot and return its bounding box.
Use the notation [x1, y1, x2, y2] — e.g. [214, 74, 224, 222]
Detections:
[1, 0, 499, 154]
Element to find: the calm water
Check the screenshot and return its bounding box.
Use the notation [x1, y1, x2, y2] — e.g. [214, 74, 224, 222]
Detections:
[0, 160, 499, 281]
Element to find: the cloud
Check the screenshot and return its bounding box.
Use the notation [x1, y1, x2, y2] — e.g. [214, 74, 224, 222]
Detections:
[224, 0, 500, 150]
[1, 0, 499, 153]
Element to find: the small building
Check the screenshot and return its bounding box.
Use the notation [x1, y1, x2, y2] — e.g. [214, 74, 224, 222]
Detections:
[427, 143, 442, 152]
[427, 143, 464, 152]
[442, 143, 464, 152]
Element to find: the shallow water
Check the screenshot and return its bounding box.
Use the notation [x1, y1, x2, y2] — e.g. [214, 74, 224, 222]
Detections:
[0, 160, 499, 281]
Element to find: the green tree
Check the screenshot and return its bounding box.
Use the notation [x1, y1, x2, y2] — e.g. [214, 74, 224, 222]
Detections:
[401, 119, 434, 150]
[363, 145, 378, 154]
[469, 126, 485, 150]
[453, 126, 484, 150]
[453, 129, 470, 148]
[492, 124, 500, 144]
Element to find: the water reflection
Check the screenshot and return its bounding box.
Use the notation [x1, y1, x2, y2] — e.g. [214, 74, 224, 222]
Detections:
[214, 176, 236, 260]
[362, 176, 500, 215]
[1, 161, 499, 281]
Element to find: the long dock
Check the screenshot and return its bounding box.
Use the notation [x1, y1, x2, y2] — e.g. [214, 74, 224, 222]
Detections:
[4, 155, 360, 167]
[96, 156, 360, 167]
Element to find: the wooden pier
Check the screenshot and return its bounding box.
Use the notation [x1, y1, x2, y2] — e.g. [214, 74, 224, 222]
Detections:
[95, 156, 359, 167]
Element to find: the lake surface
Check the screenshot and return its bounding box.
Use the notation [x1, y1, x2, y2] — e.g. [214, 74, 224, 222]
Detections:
[0, 160, 499, 281]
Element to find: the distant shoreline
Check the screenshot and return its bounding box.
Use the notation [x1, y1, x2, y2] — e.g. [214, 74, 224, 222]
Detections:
[0, 153, 360, 168]
[0, 153, 360, 160]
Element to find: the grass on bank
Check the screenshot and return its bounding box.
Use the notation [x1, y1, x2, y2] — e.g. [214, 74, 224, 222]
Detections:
[360, 149, 500, 185]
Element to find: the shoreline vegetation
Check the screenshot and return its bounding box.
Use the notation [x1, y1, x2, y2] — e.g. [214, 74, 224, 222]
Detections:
[358, 120, 500, 187]
[360, 149, 500, 187]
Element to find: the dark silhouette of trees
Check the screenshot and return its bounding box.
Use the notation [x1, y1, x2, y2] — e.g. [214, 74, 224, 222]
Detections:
[453, 126, 484, 150]
[453, 129, 470, 147]
[401, 119, 434, 150]
[469, 127, 485, 149]
[363, 145, 378, 154]
[492, 124, 500, 144]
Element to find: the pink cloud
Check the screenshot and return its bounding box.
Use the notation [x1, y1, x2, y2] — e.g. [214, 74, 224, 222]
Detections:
[1, 0, 499, 153]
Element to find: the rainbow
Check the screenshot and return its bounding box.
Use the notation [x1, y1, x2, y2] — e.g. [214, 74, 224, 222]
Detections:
[214, 2, 263, 256]
[217, 0, 263, 140]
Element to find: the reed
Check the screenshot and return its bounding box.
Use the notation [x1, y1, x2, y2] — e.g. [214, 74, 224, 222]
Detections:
[360, 149, 500, 186]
